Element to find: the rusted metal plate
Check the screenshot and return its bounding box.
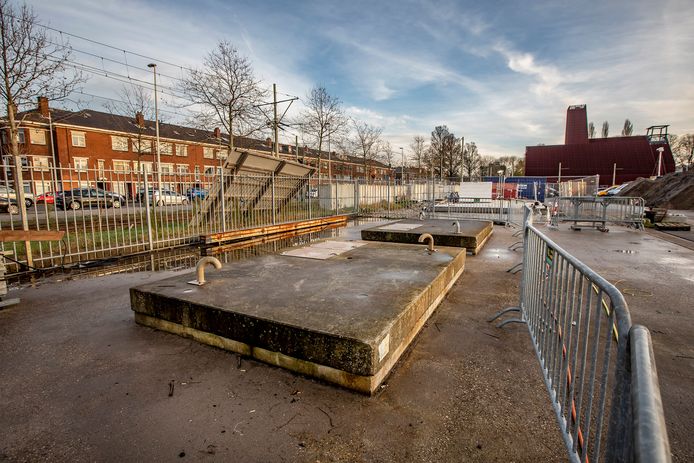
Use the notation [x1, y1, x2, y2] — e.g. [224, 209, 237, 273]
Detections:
[0, 230, 66, 242]
[201, 216, 349, 244]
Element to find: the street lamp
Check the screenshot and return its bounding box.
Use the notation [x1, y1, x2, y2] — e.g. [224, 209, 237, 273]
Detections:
[497, 169, 505, 199]
[147, 63, 162, 193]
[400, 146, 404, 183]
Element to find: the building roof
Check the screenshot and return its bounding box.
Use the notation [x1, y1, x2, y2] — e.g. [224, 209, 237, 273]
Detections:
[10, 104, 390, 169]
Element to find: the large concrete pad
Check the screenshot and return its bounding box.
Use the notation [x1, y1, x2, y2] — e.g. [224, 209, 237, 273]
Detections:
[361, 219, 493, 255]
[130, 240, 465, 394]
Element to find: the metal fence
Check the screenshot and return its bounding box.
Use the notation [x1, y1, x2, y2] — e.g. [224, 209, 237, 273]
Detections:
[0, 164, 565, 275]
[491, 209, 670, 462]
[549, 196, 645, 230]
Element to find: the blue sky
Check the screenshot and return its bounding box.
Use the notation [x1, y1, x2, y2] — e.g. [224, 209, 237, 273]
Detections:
[25, 0, 694, 159]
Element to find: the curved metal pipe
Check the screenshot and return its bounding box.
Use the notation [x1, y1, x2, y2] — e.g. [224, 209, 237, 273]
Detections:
[452, 220, 461, 234]
[418, 233, 435, 253]
[189, 256, 222, 285]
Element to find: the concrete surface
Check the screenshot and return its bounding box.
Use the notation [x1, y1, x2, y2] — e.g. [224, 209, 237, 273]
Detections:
[544, 224, 694, 463]
[0, 226, 564, 462]
[131, 240, 466, 394]
[361, 219, 493, 255]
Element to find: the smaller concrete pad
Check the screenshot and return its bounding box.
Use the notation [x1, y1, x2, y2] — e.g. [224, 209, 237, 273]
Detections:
[361, 219, 493, 255]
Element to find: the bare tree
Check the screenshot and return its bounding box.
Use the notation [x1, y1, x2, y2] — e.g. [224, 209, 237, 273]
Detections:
[296, 86, 347, 166]
[347, 119, 382, 182]
[179, 41, 266, 152]
[0, 0, 83, 251]
[601, 121, 609, 138]
[461, 142, 481, 181]
[409, 135, 427, 170]
[428, 125, 461, 179]
[621, 119, 633, 136]
[104, 84, 155, 165]
[380, 140, 394, 167]
[588, 122, 595, 139]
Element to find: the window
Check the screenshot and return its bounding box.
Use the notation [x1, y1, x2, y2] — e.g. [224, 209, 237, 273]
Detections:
[176, 164, 189, 174]
[176, 144, 188, 157]
[32, 156, 50, 171]
[160, 163, 173, 174]
[113, 160, 131, 173]
[111, 136, 128, 151]
[204, 165, 215, 176]
[218, 149, 229, 160]
[71, 131, 86, 147]
[131, 138, 151, 153]
[203, 147, 214, 159]
[73, 157, 88, 171]
[134, 161, 153, 173]
[1, 129, 25, 144]
[194, 166, 200, 181]
[30, 129, 46, 145]
[159, 142, 173, 155]
[20, 155, 29, 168]
[97, 160, 105, 177]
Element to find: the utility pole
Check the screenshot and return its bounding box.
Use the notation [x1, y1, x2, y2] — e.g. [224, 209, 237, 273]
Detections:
[273, 83, 279, 158]
[148, 63, 162, 192]
[656, 147, 664, 177]
[295, 135, 299, 162]
[400, 146, 404, 183]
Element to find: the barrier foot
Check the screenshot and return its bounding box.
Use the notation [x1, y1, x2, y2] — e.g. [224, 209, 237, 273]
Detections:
[506, 262, 523, 274]
[496, 318, 526, 328]
[488, 306, 521, 322]
[508, 241, 523, 251]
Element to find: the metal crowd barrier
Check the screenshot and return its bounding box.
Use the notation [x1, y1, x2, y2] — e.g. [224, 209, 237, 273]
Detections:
[550, 196, 645, 230]
[491, 209, 670, 462]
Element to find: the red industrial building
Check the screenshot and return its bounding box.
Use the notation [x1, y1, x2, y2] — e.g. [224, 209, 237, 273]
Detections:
[525, 105, 675, 185]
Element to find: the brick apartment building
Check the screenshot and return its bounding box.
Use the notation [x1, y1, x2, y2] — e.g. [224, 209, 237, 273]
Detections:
[1, 97, 393, 198]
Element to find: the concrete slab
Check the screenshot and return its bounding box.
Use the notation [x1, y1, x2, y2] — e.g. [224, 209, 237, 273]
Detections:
[361, 219, 493, 255]
[130, 240, 466, 394]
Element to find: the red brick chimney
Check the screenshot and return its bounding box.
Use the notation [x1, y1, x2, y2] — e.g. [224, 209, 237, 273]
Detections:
[214, 127, 221, 138]
[38, 96, 50, 117]
[135, 111, 145, 128]
[565, 105, 589, 145]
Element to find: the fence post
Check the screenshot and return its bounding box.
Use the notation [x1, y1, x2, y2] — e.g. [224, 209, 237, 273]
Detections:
[143, 168, 154, 252]
[354, 179, 359, 214]
[220, 169, 226, 232]
[387, 179, 391, 218]
[271, 172, 276, 225]
[308, 173, 312, 220]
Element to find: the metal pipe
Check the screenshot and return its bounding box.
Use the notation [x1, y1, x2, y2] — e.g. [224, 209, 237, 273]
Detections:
[452, 220, 461, 234]
[418, 233, 435, 252]
[188, 256, 222, 286]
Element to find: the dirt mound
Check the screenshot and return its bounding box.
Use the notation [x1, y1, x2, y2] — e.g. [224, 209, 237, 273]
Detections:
[619, 171, 694, 209]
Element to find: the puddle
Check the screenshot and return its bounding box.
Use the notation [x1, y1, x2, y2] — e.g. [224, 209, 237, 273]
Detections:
[8, 219, 387, 286]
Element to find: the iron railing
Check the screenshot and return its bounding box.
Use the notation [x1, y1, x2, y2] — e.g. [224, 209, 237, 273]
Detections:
[549, 196, 645, 230]
[491, 208, 670, 462]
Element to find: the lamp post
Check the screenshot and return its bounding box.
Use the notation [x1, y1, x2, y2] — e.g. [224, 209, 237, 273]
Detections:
[656, 147, 664, 177]
[497, 169, 504, 199]
[147, 63, 162, 193]
[400, 146, 404, 183]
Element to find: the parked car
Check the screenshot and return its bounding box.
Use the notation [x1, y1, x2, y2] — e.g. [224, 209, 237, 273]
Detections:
[0, 185, 34, 208]
[55, 188, 124, 210]
[36, 191, 59, 204]
[152, 190, 189, 206]
[0, 196, 19, 214]
[186, 187, 209, 200]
